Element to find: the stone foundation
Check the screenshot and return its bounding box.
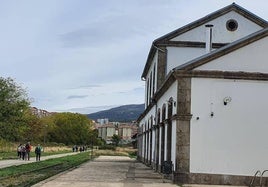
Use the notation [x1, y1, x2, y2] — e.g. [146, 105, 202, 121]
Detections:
[173, 172, 268, 186]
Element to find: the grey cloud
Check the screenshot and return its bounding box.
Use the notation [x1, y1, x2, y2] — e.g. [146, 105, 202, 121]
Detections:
[131, 87, 144, 92]
[67, 95, 88, 99]
[69, 84, 102, 90]
[59, 12, 153, 48]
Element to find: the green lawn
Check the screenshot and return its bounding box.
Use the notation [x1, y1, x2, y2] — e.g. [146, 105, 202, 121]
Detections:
[0, 152, 91, 187]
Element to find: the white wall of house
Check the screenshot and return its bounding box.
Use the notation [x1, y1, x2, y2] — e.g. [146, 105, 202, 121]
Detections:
[148, 131, 151, 162]
[101, 128, 107, 140]
[157, 81, 178, 166]
[152, 128, 156, 164]
[166, 47, 206, 74]
[158, 81, 178, 118]
[142, 132, 145, 158]
[190, 78, 268, 176]
[145, 52, 158, 107]
[159, 125, 163, 164]
[171, 120, 177, 169]
[164, 123, 168, 161]
[196, 36, 268, 73]
[107, 127, 115, 138]
[138, 106, 156, 161]
[171, 11, 263, 43]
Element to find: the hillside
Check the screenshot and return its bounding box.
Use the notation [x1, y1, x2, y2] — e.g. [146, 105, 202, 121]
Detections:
[86, 104, 144, 122]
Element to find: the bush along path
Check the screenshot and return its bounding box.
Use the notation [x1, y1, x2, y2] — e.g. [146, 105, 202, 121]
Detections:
[0, 152, 91, 187]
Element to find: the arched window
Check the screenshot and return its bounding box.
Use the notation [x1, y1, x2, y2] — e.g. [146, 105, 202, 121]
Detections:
[151, 115, 154, 127]
[149, 72, 152, 101]
[157, 109, 161, 124]
[162, 104, 166, 121]
[146, 79, 150, 107]
[168, 97, 173, 119]
[152, 64, 156, 94]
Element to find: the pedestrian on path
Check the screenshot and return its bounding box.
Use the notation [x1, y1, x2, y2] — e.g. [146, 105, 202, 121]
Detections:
[35, 144, 42, 161]
[17, 144, 22, 159]
[25, 142, 31, 161]
[21, 144, 26, 160]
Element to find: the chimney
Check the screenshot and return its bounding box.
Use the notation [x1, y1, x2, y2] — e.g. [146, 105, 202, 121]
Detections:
[205, 24, 213, 53]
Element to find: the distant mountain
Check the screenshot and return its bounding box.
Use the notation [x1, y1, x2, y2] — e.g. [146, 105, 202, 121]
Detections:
[86, 104, 145, 122]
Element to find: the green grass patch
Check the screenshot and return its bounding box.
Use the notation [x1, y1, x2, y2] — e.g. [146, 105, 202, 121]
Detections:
[0, 152, 91, 187]
[128, 151, 137, 159]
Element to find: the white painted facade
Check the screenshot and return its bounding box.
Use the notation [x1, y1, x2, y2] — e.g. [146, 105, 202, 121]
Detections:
[145, 52, 158, 107]
[139, 81, 178, 165]
[157, 81, 178, 120]
[196, 36, 268, 72]
[166, 47, 206, 74]
[138, 3, 267, 185]
[171, 11, 263, 43]
[190, 78, 268, 176]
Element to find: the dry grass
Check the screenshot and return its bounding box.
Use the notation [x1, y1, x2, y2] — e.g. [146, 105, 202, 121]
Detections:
[93, 147, 137, 157]
[42, 146, 71, 152]
[0, 140, 72, 160]
[116, 147, 136, 153]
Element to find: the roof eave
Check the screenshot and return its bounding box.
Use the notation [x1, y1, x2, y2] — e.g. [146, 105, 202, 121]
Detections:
[154, 3, 267, 44]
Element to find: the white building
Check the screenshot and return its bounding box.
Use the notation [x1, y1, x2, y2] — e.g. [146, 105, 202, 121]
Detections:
[137, 3, 268, 186]
[97, 123, 138, 144]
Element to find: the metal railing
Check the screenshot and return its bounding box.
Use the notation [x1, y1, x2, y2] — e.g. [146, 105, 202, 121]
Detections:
[250, 170, 268, 187]
[260, 170, 268, 187]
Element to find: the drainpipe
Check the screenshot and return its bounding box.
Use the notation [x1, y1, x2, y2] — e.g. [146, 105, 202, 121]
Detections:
[205, 24, 213, 53]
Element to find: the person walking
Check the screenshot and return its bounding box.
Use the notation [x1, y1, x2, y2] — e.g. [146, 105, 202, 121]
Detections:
[17, 144, 22, 159]
[21, 145, 26, 160]
[35, 144, 42, 161]
[25, 142, 31, 161]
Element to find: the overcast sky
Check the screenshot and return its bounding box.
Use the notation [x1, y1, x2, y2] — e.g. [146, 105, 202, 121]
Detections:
[0, 0, 267, 114]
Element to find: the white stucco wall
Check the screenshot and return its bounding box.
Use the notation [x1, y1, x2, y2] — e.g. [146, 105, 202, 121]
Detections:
[171, 120, 177, 169]
[166, 47, 206, 74]
[145, 52, 158, 107]
[196, 36, 268, 73]
[157, 81, 178, 118]
[164, 123, 168, 161]
[190, 78, 268, 176]
[152, 129, 155, 163]
[157, 81, 178, 166]
[171, 11, 263, 43]
[159, 126, 163, 164]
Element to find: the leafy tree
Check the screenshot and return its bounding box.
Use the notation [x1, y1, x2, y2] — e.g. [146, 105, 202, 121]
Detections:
[112, 134, 121, 146]
[0, 77, 30, 141]
[20, 109, 43, 142]
[47, 112, 94, 145]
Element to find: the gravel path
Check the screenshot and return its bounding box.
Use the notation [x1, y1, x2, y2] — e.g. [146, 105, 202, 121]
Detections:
[32, 156, 177, 187]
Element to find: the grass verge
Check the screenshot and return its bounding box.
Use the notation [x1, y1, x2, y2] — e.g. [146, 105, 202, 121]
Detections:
[93, 147, 137, 158]
[0, 152, 90, 187]
[0, 146, 72, 160]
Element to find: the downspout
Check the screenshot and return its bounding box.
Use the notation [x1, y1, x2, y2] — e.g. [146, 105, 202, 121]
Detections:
[205, 24, 214, 53]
